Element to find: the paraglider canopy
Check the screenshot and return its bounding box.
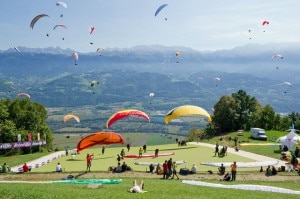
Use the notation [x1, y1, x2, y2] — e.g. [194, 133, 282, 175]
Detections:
[77, 132, 124, 152]
[165, 105, 212, 124]
[91, 81, 100, 87]
[63, 114, 80, 123]
[106, 109, 150, 128]
[155, 4, 168, 17]
[30, 14, 49, 29]
[56, 1, 67, 8]
[17, 92, 30, 99]
[262, 20, 269, 26]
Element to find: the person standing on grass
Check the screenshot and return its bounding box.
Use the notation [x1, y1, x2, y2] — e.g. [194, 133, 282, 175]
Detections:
[138, 147, 143, 159]
[127, 143, 131, 152]
[231, 161, 237, 181]
[162, 160, 169, 179]
[155, 148, 159, 158]
[102, 146, 105, 155]
[171, 162, 179, 179]
[86, 153, 94, 172]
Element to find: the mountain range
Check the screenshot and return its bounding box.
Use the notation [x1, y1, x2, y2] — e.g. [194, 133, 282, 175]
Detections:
[0, 42, 299, 113]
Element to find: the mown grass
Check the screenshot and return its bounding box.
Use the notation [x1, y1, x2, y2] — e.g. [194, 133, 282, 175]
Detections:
[0, 178, 299, 199]
[31, 144, 255, 173]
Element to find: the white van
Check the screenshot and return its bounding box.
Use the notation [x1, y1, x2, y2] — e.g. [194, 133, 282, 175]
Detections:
[250, 128, 268, 140]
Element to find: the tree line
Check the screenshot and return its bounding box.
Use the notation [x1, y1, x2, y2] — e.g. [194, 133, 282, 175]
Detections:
[213, 90, 298, 133]
[0, 99, 52, 155]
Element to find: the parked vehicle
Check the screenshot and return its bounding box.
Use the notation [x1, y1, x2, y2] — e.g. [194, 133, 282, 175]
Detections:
[237, 130, 244, 136]
[250, 128, 268, 140]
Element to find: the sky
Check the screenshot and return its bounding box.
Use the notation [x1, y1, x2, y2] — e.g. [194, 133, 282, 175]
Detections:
[1, 0, 300, 53]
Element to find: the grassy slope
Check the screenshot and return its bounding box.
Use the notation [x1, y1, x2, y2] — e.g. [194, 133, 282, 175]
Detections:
[0, 178, 300, 199]
[32, 144, 254, 173]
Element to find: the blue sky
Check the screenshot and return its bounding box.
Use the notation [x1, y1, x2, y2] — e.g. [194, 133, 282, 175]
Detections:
[1, 0, 300, 52]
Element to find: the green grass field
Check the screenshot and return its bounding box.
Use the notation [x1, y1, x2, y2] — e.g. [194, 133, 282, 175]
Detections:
[32, 144, 255, 173]
[0, 178, 300, 199]
[1, 130, 299, 199]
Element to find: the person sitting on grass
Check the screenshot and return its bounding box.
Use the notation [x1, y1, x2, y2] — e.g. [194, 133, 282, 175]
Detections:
[220, 172, 231, 181]
[190, 163, 197, 174]
[23, 163, 31, 172]
[265, 165, 272, 176]
[129, 179, 144, 193]
[218, 163, 225, 175]
[56, 163, 63, 172]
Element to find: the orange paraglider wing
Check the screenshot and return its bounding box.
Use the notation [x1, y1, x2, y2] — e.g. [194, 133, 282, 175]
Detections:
[76, 132, 124, 152]
[106, 109, 150, 128]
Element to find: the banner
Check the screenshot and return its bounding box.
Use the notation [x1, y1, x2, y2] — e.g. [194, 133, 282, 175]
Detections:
[17, 134, 21, 142]
[0, 141, 47, 150]
[37, 132, 40, 141]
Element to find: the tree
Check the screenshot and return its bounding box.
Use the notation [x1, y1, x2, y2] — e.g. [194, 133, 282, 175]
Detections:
[231, 90, 260, 130]
[0, 99, 53, 154]
[257, 105, 275, 130]
[213, 95, 237, 132]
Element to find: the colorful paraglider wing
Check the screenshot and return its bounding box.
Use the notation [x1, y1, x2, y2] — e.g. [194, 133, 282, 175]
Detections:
[164, 105, 212, 124]
[262, 20, 269, 26]
[4, 81, 13, 85]
[76, 132, 124, 152]
[72, 52, 79, 61]
[97, 48, 104, 52]
[53, 24, 67, 30]
[63, 114, 80, 123]
[89, 26, 95, 34]
[106, 109, 150, 128]
[91, 81, 100, 87]
[30, 14, 49, 29]
[155, 4, 168, 17]
[17, 93, 30, 99]
[56, 1, 67, 8]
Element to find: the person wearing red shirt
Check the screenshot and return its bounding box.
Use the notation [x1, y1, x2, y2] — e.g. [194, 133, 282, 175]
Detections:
[162, 160, 169, 179]
[23, 163, 29, 172]
[86, 153, 94, 172]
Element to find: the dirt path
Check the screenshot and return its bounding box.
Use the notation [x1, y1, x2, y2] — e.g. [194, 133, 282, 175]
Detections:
[1, 170, 299, 182]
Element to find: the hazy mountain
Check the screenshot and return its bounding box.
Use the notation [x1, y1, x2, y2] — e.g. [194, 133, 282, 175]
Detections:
[0, 43, 299, 113]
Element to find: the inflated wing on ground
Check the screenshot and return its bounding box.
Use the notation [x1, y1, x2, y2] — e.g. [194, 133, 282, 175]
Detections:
[164, 105, 212, 124]
[106, 109, 150, 128]
[76, 132, 124, 152]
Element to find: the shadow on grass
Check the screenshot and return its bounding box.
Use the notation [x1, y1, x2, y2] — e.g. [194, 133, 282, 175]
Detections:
[148, 146, 198, 152]
[93, 156, 115, 160]
[66, 159, 83, 161]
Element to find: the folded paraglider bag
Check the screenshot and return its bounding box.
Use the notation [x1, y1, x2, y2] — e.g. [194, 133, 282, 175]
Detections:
[179, 168, 189, 175]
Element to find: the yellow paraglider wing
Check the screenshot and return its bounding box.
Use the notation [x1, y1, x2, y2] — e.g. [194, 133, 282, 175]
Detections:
[164, 105, 212, 124]
[63, 114, 80, 123]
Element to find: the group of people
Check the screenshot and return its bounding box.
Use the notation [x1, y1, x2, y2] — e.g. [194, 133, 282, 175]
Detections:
[264, 165, 278, 176]
[214, 142, 228, 157]
[161, 158, 180, 179]
[219, 162, 237, 181]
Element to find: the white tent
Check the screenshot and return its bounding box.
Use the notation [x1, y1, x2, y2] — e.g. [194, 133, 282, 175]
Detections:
[277, 129, 300, 150]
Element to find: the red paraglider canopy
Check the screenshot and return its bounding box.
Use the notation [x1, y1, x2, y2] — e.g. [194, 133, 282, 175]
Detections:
[106, 109, 150, 128]
[76, 132, 124, 152]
